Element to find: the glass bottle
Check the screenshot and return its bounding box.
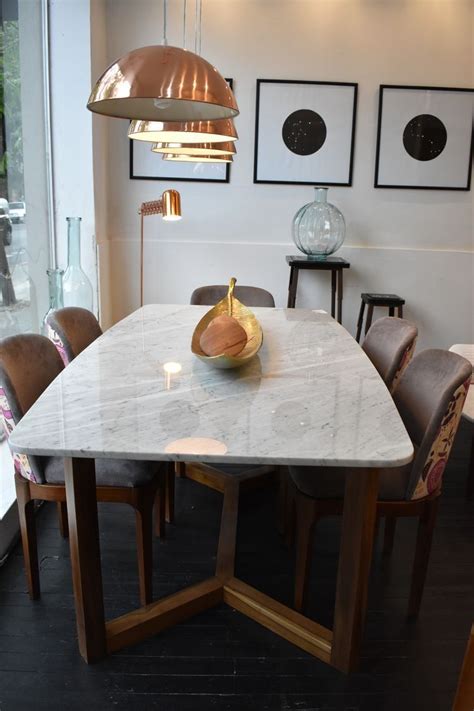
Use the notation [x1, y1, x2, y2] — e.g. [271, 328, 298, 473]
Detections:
[62, 217, 93, 310]
[42, 267, 64, 335]
[292, 186, 345, 260]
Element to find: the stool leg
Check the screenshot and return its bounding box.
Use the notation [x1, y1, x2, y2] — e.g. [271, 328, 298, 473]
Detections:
[365, 305, 374, 335]
[398, 305, 403, 318]
[467, 430, 474, 500]
[331, 270, 336, 319]
[287, 266, 299, 308]
[336, 269, 343, 324]
[388, 306, 395, 317]
[356, 301, 365, 343]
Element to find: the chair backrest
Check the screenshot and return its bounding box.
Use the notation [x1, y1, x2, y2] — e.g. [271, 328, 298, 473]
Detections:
[393, 349, 471, 500]
[46, 307, 102, 365]
[362, 317, 418, 392]
[0, 334, 64, 483]
[190, 285, 275, 308]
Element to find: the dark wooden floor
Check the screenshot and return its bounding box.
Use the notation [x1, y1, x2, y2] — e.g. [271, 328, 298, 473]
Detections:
[0, 422, 473, 711]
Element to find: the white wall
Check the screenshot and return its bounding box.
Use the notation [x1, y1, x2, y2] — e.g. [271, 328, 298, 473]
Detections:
[97, 0, 474, 349]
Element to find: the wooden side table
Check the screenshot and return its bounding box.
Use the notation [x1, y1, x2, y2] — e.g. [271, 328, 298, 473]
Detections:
[286, 255, 351, 324]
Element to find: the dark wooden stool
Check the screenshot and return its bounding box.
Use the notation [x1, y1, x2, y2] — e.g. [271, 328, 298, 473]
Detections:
[356, 293, 405, 342]
[286, 255, 351, 324]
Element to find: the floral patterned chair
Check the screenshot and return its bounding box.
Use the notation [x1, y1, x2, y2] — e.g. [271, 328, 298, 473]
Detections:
[0, 334, 168, 606]
[288, 349, 471, 616]
[361, 316, 418, 392]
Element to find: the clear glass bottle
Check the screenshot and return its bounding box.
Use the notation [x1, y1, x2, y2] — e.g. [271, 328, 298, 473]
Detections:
[42, 267, 64, 335]
[62, 217, 93, 310]
[292, 186, 345, 260]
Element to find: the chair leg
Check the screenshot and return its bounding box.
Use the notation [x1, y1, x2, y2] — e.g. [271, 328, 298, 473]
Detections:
[134, 492, 154, 606]
[154, 480, 166, 539]
[407, 497, 439, 618]
[466, 431, 474, 500]
[14, 474, 40, 600]
[294, 493, 318, 613]
[276, 466, 289, 536]
[284, 486, 296, 549]
[383, 516, 397, 555]
[57, 501, 69, 538]
[165, 463, 175, 524]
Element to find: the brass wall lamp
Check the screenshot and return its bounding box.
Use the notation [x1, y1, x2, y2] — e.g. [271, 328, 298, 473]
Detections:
[139, 190, 182, 307]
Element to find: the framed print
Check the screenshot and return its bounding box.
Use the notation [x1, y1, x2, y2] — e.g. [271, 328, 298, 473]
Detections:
[374, 85, 474, 190]
[253, 79, 358, 186]
[129, 80, 234, 183]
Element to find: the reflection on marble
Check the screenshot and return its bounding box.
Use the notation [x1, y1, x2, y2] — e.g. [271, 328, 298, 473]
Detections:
[9, 306, 413, 468]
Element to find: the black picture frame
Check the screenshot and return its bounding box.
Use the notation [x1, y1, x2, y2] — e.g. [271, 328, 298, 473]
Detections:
[374, 84, 474, 191]
[253, 79, 358, 187]
[129, 79, 234, 184]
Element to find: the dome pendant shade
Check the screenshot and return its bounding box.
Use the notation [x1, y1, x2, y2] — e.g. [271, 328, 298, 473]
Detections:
[87, 45, 239, 122]
[163, 153, 233, 163]
[129, 118, 238, 144]
[152, 141, 236, 156]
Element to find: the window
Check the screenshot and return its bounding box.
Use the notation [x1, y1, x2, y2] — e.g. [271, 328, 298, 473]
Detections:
[0, 0, 52, 543]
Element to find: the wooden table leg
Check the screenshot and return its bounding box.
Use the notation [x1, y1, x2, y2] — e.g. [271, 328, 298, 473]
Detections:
[336, 269, 343, 324]
[331, 270, 336, 318]
[287, 266, 299, 308]
[331, 468, 379, 673]
[64, 457, 106, 663]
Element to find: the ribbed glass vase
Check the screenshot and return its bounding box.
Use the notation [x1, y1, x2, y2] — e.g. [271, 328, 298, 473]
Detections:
[292, 187, 345, 260]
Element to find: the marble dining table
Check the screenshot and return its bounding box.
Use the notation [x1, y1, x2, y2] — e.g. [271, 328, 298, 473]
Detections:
[9, 304, 414, 672]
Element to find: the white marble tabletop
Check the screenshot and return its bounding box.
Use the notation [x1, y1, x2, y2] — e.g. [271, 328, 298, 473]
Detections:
[9, 306, 413, 468]
[449, 344, 474, 422]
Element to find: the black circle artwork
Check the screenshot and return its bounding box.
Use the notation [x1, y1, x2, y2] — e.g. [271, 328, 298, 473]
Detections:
[282, 109, 327, 156]
[402, 114, 447, 161]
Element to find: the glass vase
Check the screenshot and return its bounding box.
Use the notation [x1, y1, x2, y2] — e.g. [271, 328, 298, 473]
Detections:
[292, 187, 345, 260]
[42, 267, 64, 335]
[62, 217, 93, 310]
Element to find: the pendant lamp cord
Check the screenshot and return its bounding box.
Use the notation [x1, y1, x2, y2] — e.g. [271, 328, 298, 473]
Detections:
[183, 0, 187, 49]
[194, 0, 202, 54]
[198, 0, 202, 55]
[162, 0, 168, 45]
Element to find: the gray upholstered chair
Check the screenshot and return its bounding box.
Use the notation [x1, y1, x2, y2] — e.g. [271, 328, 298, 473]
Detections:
[288, 349, 471, 616]
[362, 316, 418, 392]
[0, 334, 168, 606]
[46, 306, 103, 365]
[190, 284, 275, 308]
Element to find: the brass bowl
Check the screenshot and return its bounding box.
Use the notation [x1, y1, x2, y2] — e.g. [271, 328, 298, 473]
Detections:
[191, 278, 263, 369]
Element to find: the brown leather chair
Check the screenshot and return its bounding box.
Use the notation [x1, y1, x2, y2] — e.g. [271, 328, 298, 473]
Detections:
[190, 284, 275, 308]
[362, 316, 418, 392]
[0, 334, 168, 606]
[288, 349, 471, 616]
[46, 306, 102, 364]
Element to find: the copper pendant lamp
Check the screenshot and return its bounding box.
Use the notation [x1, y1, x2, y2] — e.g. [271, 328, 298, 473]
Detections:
[87, 44, 238, 122]
[152, 141, 236, 156]
[129, 117, 238, 144]
[163, 153, 233, 163]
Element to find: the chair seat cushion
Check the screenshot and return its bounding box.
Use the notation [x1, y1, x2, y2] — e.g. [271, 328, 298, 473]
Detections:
[43, 457, 159, 488]
[361, 292, 404, 306]
[289, 463, 412, 501]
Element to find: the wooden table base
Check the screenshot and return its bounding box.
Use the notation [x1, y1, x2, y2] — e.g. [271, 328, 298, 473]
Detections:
[64, 458, 378, 673]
